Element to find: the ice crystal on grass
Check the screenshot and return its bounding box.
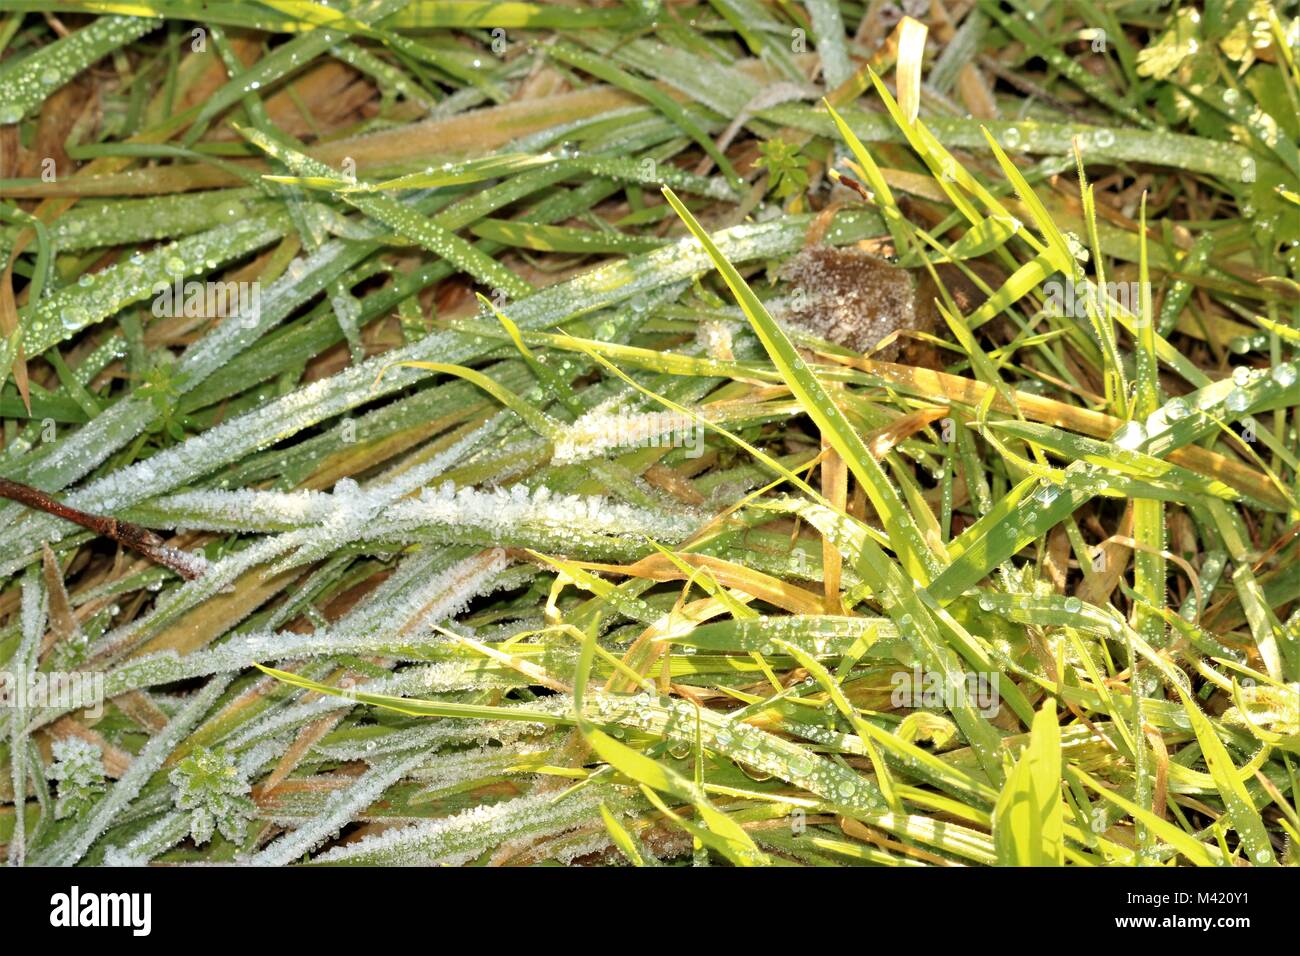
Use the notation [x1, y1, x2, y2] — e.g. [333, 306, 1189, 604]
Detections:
[395, 482, 700, 543]
[63, 550, 516, 728]
[144, 476, 700, 551]
[169, 746, 257, 846]
[552, 404, 706, 464]
[253, 750, 428, 866]
[103, 813, 191, 868]
[144, 488, 335, 532]
[312, 788, 613, 866]
[49, 739, 107, 820]
[696, 318, 741, 360]
[334, 547, 510, 640]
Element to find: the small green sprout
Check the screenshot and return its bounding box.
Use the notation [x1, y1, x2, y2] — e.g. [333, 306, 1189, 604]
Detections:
[753, 138, 810, 201]
[49, 738, 107, 821]
[170, 746, 257, 846]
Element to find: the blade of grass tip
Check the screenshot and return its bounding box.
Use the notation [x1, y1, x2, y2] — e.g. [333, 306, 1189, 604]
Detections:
[660, 186, 942, 586]
[1074, 141, 1127, 415]
[993, 701, 1064, 866]
[804, 0, 852, 89]
[599, 801, 649, 866]
[860, 67, 1034, 262]
[978, 127, 1076, 275]
[895, 17, 927, 125]
[824, 100, 912, 259]
[476, 292, 582, 415]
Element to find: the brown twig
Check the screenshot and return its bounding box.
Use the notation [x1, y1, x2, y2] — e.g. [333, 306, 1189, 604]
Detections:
[0, 477, 205, 580]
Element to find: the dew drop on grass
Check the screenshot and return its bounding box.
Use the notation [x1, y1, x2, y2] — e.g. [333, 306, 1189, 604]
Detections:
[789, 750, 814, 776]
[1113, 421, 1146, 450]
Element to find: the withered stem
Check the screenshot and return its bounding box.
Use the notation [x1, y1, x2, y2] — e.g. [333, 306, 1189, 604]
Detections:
[0, 477, 203, 580]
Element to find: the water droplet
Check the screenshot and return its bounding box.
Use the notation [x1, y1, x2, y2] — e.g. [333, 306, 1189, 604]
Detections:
[1113, 421, 1146, 450]
[1271, 363, 1296, 387]
[789, 750, 814, 775]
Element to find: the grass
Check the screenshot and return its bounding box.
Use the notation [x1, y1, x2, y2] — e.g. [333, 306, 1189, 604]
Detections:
[0, 0, 1297, 868]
